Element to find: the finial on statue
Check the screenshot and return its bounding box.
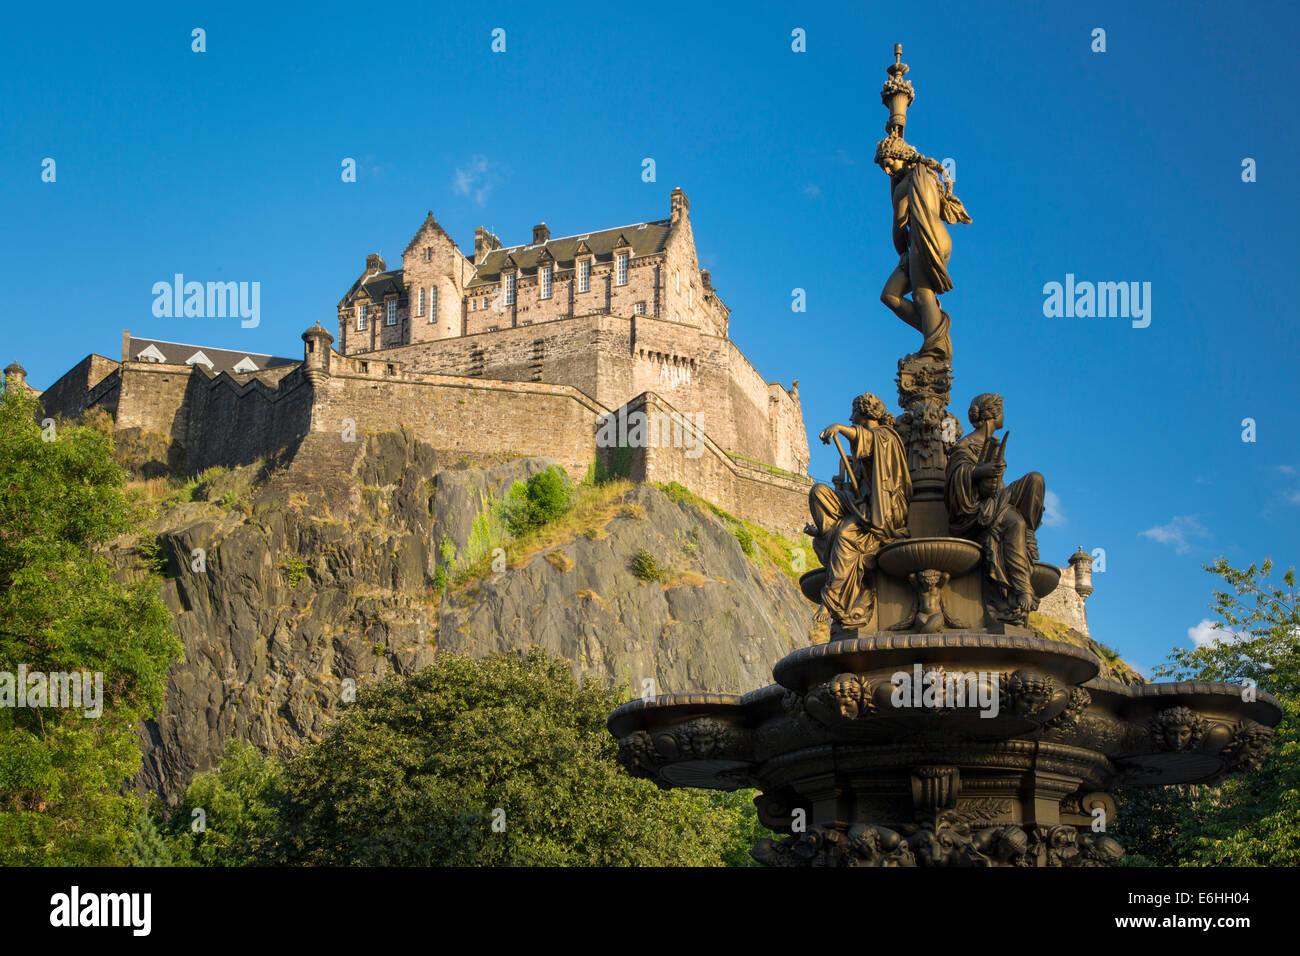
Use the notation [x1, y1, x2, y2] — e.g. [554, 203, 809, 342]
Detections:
[881, 43, 915, 136]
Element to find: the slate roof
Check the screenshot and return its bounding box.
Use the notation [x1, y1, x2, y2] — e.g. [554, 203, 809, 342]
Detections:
[125, 335, 298, 374]
[342, 269, 405, 306]
[466, 219, 671, 289]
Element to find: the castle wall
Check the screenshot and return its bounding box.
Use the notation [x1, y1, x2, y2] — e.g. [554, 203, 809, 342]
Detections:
[1037, 563, 1091, 635]
[182, 366, 315, 473]
[115, 363, 195, 443]
[39, 353, 122, 421]
[307, 366, 607, 481]
[611, 392, 813, 538]
[366, 313, 807, 479]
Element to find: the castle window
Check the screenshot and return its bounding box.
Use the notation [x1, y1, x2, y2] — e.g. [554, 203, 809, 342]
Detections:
[417, 288, 425, 317]
[617, 252, 628, 286]
[356, 304, 367, 331]
[578, 260, 591, 293]
[634, 301, 646, 315]
[429, 286, 438, 323]
[424, 247, 432, 263]
[675, 270, 681, 293]
[540, 266, 552, 299]
[503, 272, 516, 305]
[471, 298, 478, 311]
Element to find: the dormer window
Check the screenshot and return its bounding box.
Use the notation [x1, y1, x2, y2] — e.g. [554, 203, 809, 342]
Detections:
[417, 288, 425, 317]
[386, 300, 398, 325]
[503, 272, 516, 305]
[540, 265, 552, 299]
[616, 252, 629, 286]
[578, 259, 591, 293]
[356, 304, 368, 330]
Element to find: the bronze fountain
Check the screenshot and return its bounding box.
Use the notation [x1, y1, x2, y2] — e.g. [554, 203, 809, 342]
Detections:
[607, 46, 1280, 866]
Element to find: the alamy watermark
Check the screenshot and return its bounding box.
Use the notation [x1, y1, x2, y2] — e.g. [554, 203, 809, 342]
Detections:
[0, 666, 103, 718]
[596, 406, 705, 459]
[891, 664, 999, 718]
[151, 274, 260, 328]
[1042, 274, 1151, 328]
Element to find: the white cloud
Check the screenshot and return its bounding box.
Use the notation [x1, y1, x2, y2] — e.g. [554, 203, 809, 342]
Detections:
[452, 155, 498, 206]
[1139, 515, 1210, 554]
[802, 184, 822, 198]
[1187, 618, 1238, 648]
[1042, 489, 1065, 527]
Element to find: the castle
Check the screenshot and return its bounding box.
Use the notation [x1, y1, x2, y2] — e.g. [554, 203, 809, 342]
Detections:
[30, 188, 816, 535]
[15, 184, 1099, 632]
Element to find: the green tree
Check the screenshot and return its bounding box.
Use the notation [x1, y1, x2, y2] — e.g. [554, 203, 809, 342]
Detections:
[0, 387, 182, 864]
[159, 739, 285, 866]
[256, 649, 750, 865]
[126, 811, 174, 866]
[1115, 558, 1300, 865]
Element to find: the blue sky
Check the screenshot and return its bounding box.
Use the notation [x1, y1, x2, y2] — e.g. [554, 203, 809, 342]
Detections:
[3, 0, 1298, 673]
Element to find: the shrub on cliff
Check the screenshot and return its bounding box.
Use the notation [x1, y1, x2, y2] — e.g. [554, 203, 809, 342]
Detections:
[250, 649, 760, 865]
[0, 387, 182, 865]
[499, 465, 575, 537]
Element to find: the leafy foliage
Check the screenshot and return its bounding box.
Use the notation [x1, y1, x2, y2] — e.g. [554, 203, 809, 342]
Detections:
[251, 649, 752, 865]
[158, 739, 285, 866]
[0, 388, 182, 865]
[1114, 557, 1300, 865]
[631, 548, 664, 583]
[499, 466, 575, 537]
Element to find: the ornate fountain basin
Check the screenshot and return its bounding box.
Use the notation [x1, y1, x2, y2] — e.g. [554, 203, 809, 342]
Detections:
[1030, 562, 1061, 599]
[609, 636, 1282, 866]
[878, 537, 981, 577]
[798, 536, 984, 605]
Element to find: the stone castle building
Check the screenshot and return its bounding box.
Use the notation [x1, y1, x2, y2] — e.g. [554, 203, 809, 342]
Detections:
[32, 188, 815, 534]
[16, 185, 1097, 631]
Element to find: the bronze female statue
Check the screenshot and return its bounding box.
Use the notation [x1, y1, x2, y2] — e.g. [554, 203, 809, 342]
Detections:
[945, 393, 1045, 623]
[876, 134, 971, 364]
[806, 392, 911, 628]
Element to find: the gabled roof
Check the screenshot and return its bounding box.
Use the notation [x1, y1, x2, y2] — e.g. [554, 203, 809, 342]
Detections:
[401, 211, 456, 257]
[467, 219, 671, 288]
[125, 335, 298, 374]
[341, 269, 406, 306]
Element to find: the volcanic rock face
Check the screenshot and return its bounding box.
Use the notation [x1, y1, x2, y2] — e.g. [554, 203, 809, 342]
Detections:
[125, 430, 815, 801]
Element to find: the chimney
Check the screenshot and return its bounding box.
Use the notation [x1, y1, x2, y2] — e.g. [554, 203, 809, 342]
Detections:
[532, 223, 550, 245]
[474, 227, 502, 264]
[4, 362, 28, 392]
[670, 186, 690, 224]
[365, 253, 386, 275]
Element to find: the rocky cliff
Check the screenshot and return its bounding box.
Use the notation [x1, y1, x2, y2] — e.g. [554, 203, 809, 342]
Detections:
[118, 430, 817, 801]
